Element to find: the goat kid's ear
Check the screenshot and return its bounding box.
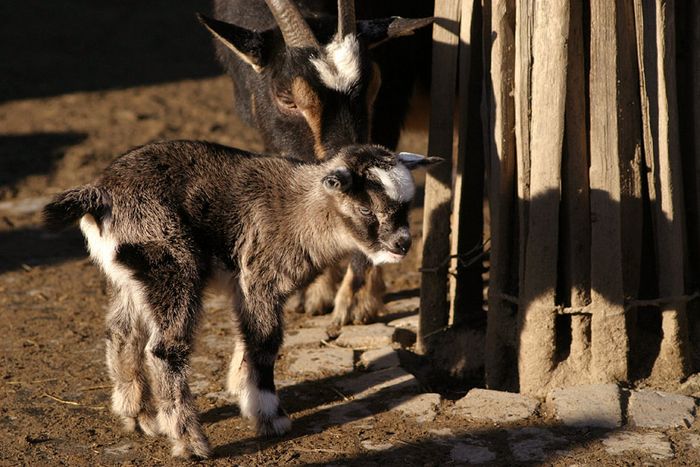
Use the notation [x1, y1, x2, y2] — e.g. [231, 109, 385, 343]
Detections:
[397, 152, 443, 170]
[197, 13, 267, 72]
[322, 167, 353, 193]
[357, 17, 434, 48]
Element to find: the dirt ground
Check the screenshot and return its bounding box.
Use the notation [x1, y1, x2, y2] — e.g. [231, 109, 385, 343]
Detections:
[2, 2, 700, 466]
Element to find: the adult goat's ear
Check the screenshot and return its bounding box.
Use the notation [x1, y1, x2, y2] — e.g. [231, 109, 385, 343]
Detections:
[322, 167, 352, 193]
[357, 17, 434, 49]
[397, 152, 443, 170]
[197, 13, 267, 72]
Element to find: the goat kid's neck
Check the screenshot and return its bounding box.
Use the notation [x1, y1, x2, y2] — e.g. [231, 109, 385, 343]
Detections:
[286, 164, 354, 270]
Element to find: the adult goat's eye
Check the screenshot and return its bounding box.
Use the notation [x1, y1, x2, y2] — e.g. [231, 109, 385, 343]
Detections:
[359, 206, 373, 217]
[275, 89, 297, 109]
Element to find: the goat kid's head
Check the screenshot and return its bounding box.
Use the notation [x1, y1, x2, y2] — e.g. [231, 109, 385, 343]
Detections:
[321, 145, 440, 265]
[198, 0, 432, 160]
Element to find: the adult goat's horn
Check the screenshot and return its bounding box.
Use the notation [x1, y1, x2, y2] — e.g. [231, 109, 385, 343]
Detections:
[264, 0, 320, 49]
[337, 0, 356, 37]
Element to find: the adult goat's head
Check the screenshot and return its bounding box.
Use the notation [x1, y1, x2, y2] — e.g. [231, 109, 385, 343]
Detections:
[199, 0, 432, 160]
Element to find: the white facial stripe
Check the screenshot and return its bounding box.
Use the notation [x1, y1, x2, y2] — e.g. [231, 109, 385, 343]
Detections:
[369, 165, 415, 202]
[311, 34, 361, 93]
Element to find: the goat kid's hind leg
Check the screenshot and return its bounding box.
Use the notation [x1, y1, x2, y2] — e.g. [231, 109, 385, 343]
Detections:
[231, 280, 290, 437]
[332, 253, 385, 325]
[105, 289, 157, 436]
[117, 242, 211, 459]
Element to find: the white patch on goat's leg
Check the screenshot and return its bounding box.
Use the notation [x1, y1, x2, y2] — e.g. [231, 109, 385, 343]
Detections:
[227, 339, 290, 436]
[99, 236, 154, 435]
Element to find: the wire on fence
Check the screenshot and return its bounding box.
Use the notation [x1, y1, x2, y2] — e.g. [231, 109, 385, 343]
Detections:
[419, 238, 491, 275]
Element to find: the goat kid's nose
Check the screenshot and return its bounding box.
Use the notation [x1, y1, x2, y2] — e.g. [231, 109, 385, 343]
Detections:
[392, 232, 412, 255]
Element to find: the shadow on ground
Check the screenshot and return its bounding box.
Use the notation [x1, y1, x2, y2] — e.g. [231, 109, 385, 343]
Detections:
[198, 366, 629, 465]
[0, 132, 87, 196]
[0, 226, 86, 274]
[0, 0, 219, 103]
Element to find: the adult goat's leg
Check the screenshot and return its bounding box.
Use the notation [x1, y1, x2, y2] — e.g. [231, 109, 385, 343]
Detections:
[332, 252, 385, 325]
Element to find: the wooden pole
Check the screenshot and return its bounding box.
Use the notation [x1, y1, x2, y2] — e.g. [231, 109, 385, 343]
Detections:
[589, 0, 629, 383]
[484, 0, 517, 390]
[517, 0, 569, 396]
[644, 0, 690, 382]
[419, 0, 461, 354]
[450, 0, 483, 327]
[514, 0, 532, 291]
[563, 0, 592, 378]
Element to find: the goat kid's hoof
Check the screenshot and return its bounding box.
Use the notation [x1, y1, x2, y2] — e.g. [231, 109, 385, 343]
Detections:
[257, 414, 292, 437]
[136, 412, 160, 437]
[171, 435, 212, 460]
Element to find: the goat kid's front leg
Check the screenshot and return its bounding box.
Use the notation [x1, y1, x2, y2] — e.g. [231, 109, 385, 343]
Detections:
[228, 280, 290, 437]
[332, 252, 385, 325]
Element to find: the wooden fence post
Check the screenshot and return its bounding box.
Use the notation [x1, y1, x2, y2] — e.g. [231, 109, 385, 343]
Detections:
[588, 0, 629, 383]
[484, 0, 518, 390]
[517, 0, 569, 396]
[636, 0, 690, 381]
[419, 0, 461, 354]
[449, 0, 484, 327]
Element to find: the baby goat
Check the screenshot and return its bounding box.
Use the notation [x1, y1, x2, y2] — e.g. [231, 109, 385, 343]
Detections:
[43, 141, 437, 458]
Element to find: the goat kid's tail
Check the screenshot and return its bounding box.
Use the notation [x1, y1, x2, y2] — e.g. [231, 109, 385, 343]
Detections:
[43, 185, 111, 231]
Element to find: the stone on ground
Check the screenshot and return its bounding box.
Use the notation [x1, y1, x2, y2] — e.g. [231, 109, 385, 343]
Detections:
[336, 367, 419, 400]
[452, 388, 539, 423]
[393, 393, 441, 422]
[507, 427, 566, 463]
[384, 296, 420, 315]
[335, 323, 397, 349]
[679, 373, 700, 396]
[628, 389, 697, 428]
[686, 433, 700, 449]
[450, 441, 496, 464]
[287, 347, 354, 376]
[602, 431, 674, 460]
[283, 327, 329, 348]
[361, 440, 394, 451]
[301, 314, 334, 328]
[360, 347, 400, 370]
[387, 313, 419, 330]
[546, 384, 621, 428]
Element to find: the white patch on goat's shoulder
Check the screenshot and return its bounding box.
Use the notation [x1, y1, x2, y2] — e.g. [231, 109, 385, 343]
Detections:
[369, 164, 415, 202]
[311, 34, 361, 93]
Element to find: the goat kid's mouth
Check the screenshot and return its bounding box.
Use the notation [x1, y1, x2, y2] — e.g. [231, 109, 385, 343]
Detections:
[367, 248, 407, 265]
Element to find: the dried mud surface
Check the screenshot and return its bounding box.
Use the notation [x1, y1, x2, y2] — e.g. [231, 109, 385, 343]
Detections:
[2, 2, 700, 465]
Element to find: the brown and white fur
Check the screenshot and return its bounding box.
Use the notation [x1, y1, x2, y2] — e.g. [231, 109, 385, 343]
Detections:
[43, 141, 437, 458]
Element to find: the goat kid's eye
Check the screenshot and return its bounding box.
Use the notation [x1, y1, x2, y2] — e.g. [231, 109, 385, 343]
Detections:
[358, 206, 373, 217]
